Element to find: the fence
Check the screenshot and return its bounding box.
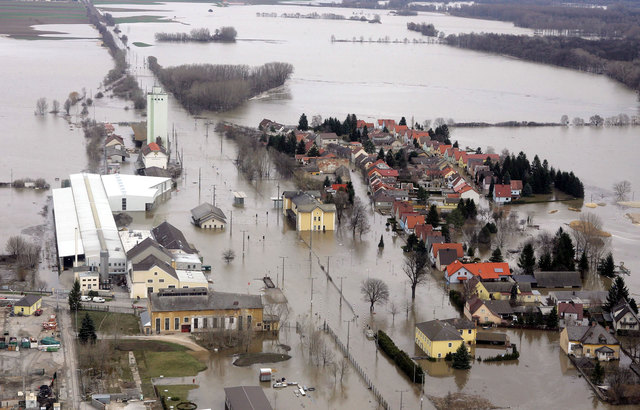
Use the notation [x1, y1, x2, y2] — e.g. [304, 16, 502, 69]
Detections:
[80, 305, 139, 315]
[324, 322, 390, 409]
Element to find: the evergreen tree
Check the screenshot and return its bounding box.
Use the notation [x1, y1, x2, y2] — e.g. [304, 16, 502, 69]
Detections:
[490, 247, 504, 263]
[488, 179, 495, 198]
[538, 252, 553, 271]
[546, 306, 558, 328]
[363, 138, 375, 154]
[286, 133, 297, 155]
[591, 362, 605, 385]
[630, 298, 639, 315]
[605, 276, 630, 311]
[377, 148, 385, 160]
[510, 284, 518, 305]
[597, 253, 615, 278]
[522, 183, 533, 197]
[385, 150, 395, 167]
[478, 226, 491, 244]
[426, 205, 439, 228]
[378, 235, 384, 248]
[518, 243, 536, 275]
[323, 176, 331, 187]
[464, 199, 477, 219]
[503, 171, 511, 184]
[467, 247, 475, 257]
[441, 224, 451, 243]
[68, 279, 81, 312]
[417, 186, 429, 204]
[296, 139, 306, 155]
[578, 252, 589, 278]
[446, 209, 465, 229]
[453, 140, 459, 148]
[552, 229, 575, 271]
[452, 343, 472, 369]
[79, 313, 97, 344]
[399, 116, 407, 126]
[346, 181, 355, 204]
[362, 125, 369, 138]
[298, 113, 309, 131]
[307, 143, 320, 157]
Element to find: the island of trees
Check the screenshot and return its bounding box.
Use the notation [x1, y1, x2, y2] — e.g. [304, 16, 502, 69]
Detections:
[155, 27, 237, 43]
[406, 22, 438, 37]
[147, 57, 293, 113]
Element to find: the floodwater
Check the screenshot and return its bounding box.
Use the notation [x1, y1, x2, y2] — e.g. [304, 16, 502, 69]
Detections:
[0, 2, 639, 409]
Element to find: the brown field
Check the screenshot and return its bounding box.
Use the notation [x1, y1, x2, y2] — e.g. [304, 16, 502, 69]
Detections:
[0, 0, 88, 39]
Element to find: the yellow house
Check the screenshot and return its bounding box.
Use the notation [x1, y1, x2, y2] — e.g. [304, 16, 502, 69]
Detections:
[415, 319, 476, 359]
[474, 281, 541, 303]
[147, 287, 272, 335]
[464, 297, 514, 325]
[282, 191, 336, 231]
[13, 294, 42, 316]
[560, 324, 620, 361]
[130, 255, 207, 299]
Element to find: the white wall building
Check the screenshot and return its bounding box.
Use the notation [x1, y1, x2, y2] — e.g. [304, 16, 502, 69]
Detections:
[101, 173, 171, 212]
[147, 86, 168, 147]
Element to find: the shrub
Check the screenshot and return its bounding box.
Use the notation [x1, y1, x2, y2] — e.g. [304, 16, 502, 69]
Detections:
[449, 290, 464, 311]
[483, 344, 519, 362]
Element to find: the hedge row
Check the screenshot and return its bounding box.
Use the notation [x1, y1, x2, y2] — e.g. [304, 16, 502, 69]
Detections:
[482, 344, 519, 362]
[376, 330, 424, 383]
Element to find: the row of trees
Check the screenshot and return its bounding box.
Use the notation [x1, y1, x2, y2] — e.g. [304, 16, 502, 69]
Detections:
[445, 33, 640, 92]
[406, 22, 439, 37]
[155, 27, 237, 43]
[487, 151, 584, 198]
[5, 235, 41, 271]
[148, 56, 294, 113]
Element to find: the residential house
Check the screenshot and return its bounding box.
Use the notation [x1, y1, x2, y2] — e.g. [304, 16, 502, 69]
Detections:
[415, 319, 466, 359]
[611, 300, 640, 332]
[442, 318, 477, 345]
[436, 248, 459, 271]
[493, 184, 512, 204]
[400, 214, 424, 234]
[464, 297, 514, 325]
[445, 260, 511, 284]
[141, 142, 168, 170]
[105, 134, 124, 149]
[13, 295, 42, 316]
[510, 180, 523, 198]
[475, 281, 540, 303]
[372, 190, 395, 211]
[430, 243, 464, 265]
[549, 291, 608, 309]
[316, 133, 340, 147]
[224, 386, 272, 410]
[127, 237, 173, 266]
[282, 191, 336, 231]
[152, 221, 198, 254]
[534, 271, 582, 288]
[560, 323, 620, 361]
[457, 185, 481, 203]
[106, 146, 129, 163]
[147, 287, 270, 334]
[191, 203, 227, 229]
[130, 254, 207, 299]
[558, 302, 584, 324]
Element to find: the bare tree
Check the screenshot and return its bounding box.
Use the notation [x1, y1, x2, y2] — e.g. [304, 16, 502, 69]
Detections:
[35, 98, 48, 115]
[337, 357, 350, 383]
[64, 99, 72, 115]
[606, 367, 634, 404]
[388, 301, 399, 323]
[311, 115, 323, 129]
[222, 249, 235, 263]
[263, 302, 289, 332]
[6, 236, 27, 256]
[51, 100, 60, 114]
[403, 251, 429, 299]
[349, 198, 370, 237]
[560, 115, 569, 125]
[333, 191, 349, 224]
[613, 180, 632, 201]
[360, 278, 390, 311]
[571, 212, 609, 270]
[318, 339, 335, 367]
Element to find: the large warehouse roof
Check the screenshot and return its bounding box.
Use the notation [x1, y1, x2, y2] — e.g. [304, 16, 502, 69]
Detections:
[101, 174, 171, 199]
[52, 187, 84, 258]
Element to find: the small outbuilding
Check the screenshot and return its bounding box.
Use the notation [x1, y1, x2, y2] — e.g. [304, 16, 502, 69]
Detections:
[233, 191, 247, 206]
[13, 294, 42, 316]
[224, 386, 272, 410]
[191, 202, 227, 229]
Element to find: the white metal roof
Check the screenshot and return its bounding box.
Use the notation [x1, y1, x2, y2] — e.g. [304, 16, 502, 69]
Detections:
[119, 230, 152, 253]
[101, 174, 171, 199]
[176, 269, 207, 284]
[69, 173, 125, 262]
[52, 187, 84, 258]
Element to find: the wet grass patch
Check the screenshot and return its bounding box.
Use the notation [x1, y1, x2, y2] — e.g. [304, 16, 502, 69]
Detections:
[233, 352, 291, 366]
[73, 311, 140, 335]
[157, 384, 198, 404]
[133, 41, 153, 47]
[0, 1, 87, 38]
[114, 15, 175, 24]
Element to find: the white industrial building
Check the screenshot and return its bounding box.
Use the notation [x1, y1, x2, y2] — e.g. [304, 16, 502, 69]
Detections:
[53, 173, 173, 283]
[147, 86, 168, 147]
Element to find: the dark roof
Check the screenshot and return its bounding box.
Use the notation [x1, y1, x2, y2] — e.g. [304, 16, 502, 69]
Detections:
[483, 300, 515, 316]
[126, 237, 171, 261]
[105, 146, 130, 158]
[512, 274, 537, 285]
[441, 317, 476, 330]
[437, 248, 459, 267]
[132, 254, 177, 279]
[565, 324, 619, 345]
[595, 346, 615, 353]
[149, 288, 263, 312]
[144, 166, 171, 178]
[534, 271, 582, 288]
[482, 282, 516, 293]
[612, 300, 639, 324]
[15, 294, 41, 307]
[152, 221, 197, 254]
[224, 386, 272, 410]
[415, 320, 463, 342]
[190, 203, 227, 224]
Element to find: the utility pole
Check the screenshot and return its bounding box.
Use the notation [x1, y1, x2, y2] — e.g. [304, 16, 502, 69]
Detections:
[211, 184, 216, 206]
[198, 167, 201, 203]
[241, 230, 248, 258]
[309, 277, 315, 311]
[230, 211, 233, 235]
[396, 390, 408, 410]
[327, 256, 330, 276]
[280, 256, 287, 290]
[344, 318, 352, 353]
[337, 276, 346, 308]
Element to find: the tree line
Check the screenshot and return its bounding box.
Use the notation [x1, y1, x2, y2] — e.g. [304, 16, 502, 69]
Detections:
[148, 56, 293, 113]
[486, 151, 584, 198]
[448, 3, 640, 40]
[406, 22, 438, 37]
[155, 27, 237, 43]
[445, 33, 640, 92]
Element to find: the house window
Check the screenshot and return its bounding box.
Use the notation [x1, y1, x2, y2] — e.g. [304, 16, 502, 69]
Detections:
[155, 318, 161, 333]
[212, 317, 218, 328]
[175, 318, 179, 330]
[184, 317, 189, 323]
[238, 316, 243, 329]
[122, 198, 126, 210]
[154, 272, 158, 276]
[247, 315, 252, 329]
[147, 287, 153, 294]
[159, 279, 164, 283]
[194, 318, 199, 329]
[147, 279, 153, 283]
[203, 318, 208, 329]
[229, 317, 234, 324]
[164, 318, 170, 330]
[438, 353, 442, 358]
[468, 330, 472, 334]
[448, 342, 452, 347]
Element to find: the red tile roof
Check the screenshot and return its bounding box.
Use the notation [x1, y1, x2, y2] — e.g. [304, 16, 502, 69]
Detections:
[510, 180, 523, 191]
[148, 142, 161, 151]
[494, 184, 512, 198]
[432, 243, 464, 259]
[403, 214, 425, 230]
[446, 261, 511, 280]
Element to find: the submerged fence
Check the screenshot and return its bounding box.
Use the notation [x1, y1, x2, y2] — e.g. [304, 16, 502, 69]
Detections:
[324, 321, 390, 409]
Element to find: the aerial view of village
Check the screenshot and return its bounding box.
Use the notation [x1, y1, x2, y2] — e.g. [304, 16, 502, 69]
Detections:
[1, 0, 640, 409]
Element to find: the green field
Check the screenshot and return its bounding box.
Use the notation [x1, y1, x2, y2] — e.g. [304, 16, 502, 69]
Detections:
[133, 41, 153, 47]
[159, 384, 198, 404]
[74, 311, 141, 335]
[0, 0, 88, 38]
[114, 15, 174, 24]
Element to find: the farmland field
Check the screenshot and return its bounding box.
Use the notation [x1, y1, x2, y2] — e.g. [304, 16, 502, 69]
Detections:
[0, 0, 88, 38]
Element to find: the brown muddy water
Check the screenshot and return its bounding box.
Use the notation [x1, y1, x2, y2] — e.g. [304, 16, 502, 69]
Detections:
[1, 3, 639, 409]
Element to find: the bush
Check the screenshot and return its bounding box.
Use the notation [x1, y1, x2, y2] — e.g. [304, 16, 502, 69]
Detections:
[95, 92, 104, 99]
[376, 330, 424, 383]
[88, 290, 98, 298]
[449, 290, 464, 311]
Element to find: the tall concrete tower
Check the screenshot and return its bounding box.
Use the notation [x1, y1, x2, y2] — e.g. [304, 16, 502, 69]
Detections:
[146, 86, 168, 148]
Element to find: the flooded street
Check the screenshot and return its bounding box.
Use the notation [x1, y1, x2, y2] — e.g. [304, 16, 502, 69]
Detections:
[1, 2, 639, 409]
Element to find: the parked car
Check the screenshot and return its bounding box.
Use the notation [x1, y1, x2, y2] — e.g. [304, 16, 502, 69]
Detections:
[80, 296, 92, 302]
[92, 297, 105, 303]
[34, 309, 43, 316]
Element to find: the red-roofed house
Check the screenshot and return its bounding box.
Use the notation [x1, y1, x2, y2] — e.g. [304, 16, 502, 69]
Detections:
[493, 184, 512, 204]
[431, 243, 464, 262]
[558, 302, 584, 322]
[392, 201, 414, 221]
[415, 223, 440, 243]
[510, 180, 523, 198]
[401, 214, 425, 234]
[445, 261, 511, 284]
[141, 142, 168, 169]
